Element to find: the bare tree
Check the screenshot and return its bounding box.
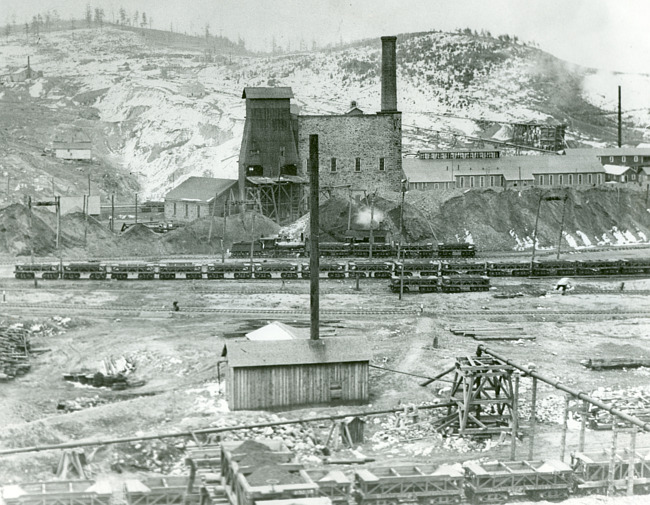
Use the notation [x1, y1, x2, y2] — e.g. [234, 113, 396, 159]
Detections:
[133, 10, 139, 27]
[44, 11, 51, 32]
[31, 16, 39, 37]
[94, 8, 105, 29]
[141, 12, 147, 28]
[119, 7, 126, 25]
[4, 23, 11, 40]
[85, 4, 93, 27]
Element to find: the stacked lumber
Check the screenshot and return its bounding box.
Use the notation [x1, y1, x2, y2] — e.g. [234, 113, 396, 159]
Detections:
[448, 326, 535, 341]
[582, 357, 650, 370]
[0, 327, 30, 380]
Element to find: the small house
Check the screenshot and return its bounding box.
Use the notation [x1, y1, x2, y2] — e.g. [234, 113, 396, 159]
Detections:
[220, 337, 370, 410]
[603, 164, 634, 183]
[53, 130, 92, 161]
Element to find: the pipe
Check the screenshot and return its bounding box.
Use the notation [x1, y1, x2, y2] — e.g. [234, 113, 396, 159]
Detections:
[476, 345, 650, 432]
[0, 402, 453, 456]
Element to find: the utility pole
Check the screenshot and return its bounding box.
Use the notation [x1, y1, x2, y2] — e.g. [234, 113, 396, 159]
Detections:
[309, 134, 320, 341]
[207, 191, 218, 243]
[369, 192, 375, 259]
[618, 85, 622, 148]
[28, 197, 34, 264]
[557, 195, 568, 260]
[135, 194, 138, 224]
[249, 210, 256, 264]
[221, 199, 228, 264]
[55, 196, 60, 250]
[111, 194, 115, 232]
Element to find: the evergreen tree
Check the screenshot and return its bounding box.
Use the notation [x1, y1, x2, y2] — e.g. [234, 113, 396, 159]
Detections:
[85, 4, 92, 27]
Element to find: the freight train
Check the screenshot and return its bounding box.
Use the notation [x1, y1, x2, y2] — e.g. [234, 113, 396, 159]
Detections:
[186, 440, 650, 505]
[14, 257, 650, 281]
[230, 240, 476, 259]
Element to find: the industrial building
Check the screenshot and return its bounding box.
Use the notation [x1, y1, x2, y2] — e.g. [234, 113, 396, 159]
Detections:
[403, 151, 605, 190]
[164, 177, 237, 222]
[53, 130, 92, 161]
[563, 147, 650, 171]
[238, 36, 403, 224]
[220, 337, 370, 410]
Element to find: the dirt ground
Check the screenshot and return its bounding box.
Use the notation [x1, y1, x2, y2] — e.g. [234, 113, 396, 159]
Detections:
[0, 261, 649, 505]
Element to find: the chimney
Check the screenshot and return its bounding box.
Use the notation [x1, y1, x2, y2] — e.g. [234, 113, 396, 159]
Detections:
[380, 36, 397, 113]
[309, 135, 319, 341]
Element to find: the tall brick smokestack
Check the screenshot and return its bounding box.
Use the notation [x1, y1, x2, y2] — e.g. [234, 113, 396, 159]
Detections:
[380, 36, 397, 113]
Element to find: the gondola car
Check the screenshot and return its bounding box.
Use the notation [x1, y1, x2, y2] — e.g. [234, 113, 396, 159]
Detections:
[396, 260, 440, 277]
[399, 243, 437, 259]
[63, 262, 106, 280]
[253, 262, 299, 279]
[390, 275, 439, 293]
[619, 258, 650, 275]
[441, 261, 487, 276]
[158, 262, 203, 280]
[14, 263, 60, 280]
[576, 259, 621, 276]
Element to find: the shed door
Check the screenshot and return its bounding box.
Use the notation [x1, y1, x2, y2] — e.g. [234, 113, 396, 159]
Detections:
[329, 366, 342, 400]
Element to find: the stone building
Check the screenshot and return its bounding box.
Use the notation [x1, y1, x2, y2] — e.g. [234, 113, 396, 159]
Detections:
[164, 177, 237, 222]
[237, 36, 403, 224]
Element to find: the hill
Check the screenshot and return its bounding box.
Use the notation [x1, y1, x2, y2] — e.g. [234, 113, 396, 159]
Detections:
[1, 26, 650, 208]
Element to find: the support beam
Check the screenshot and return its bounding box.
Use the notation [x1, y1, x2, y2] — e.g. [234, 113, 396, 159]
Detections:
[560, 395, 570, 462]
[608, 423, 619, 496]
[628, 425, 637, 496]
[579, 399, 588, 452]
[528, 376, 537, 460]
[510, 372, 519, 460]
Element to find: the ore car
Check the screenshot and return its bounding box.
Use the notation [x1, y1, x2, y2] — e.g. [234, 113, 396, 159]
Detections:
[109, 263, 155, 280]
[486, 261, 531, 277]
[348, 261, 394, 278]
[437, 243, 476, 258]
[63, 262, 106, 280]
[440, 275, 490, 293]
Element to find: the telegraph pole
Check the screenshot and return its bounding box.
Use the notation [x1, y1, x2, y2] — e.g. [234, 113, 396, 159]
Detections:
[618, 85, 622, 148]
[221, 199, 228, 264]
[135, 194, 138, 224]
[369, 192, 375, 259]
[28, 197, 34, 264]
[309, 134, 320, 341]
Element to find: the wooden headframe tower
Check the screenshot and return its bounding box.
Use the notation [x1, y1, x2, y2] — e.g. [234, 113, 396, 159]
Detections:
[436, 355, 516, 435]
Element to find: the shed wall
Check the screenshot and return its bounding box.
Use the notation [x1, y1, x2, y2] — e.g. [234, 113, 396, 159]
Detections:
[228, 362, 369, 410]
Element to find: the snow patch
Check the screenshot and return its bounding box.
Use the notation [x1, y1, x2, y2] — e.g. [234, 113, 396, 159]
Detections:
[563, 233, 579, 249]
[29, 80, 44, 98]
[575, 230, 592, 247]
[463, 230, 474, 244]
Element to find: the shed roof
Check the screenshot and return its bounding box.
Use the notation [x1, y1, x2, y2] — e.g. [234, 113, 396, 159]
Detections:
[246, 321, 308, 341]
[242, 87, 294, 100]
[222, 337, 370, 367]
[165, 177, 237, 203]
[563, 147, 650, 157]
[603, 164, 633, 176]
[53, 129, 92, 145]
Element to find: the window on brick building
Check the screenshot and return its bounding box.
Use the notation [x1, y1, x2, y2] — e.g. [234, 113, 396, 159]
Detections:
[597, 174, 602, 184]
[559, 175, 564, 185]
[197, 206, 201, 218]
[578, 174, 583, 184]
[330, 158, 337, 172]
[568, 174, 573, 185]
[588, 174, 592, 184]
[549, 175, 554, 185]
[355, 158, 361, 172]
[379, 158, 385, 171]
[173, 203, 177, 216]
[622, 156, 626, 162]
[185, 204, 188, 217]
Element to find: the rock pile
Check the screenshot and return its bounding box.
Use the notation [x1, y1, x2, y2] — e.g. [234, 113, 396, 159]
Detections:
[111, 439, 187, 473]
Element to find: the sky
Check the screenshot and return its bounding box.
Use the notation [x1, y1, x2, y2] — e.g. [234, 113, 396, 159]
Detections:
[3, 0, 650, 74]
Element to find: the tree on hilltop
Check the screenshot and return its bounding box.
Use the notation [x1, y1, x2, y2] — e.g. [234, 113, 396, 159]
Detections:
[85, 4, 92, 27]
[141, 12, 147, 28]
[119, 7, 126, 25]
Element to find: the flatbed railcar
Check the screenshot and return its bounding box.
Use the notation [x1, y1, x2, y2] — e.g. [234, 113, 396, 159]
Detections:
[571, 450, 650, 495]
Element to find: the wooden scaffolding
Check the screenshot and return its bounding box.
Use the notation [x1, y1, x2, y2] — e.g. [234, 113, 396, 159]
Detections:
[245, 176, 306, 225]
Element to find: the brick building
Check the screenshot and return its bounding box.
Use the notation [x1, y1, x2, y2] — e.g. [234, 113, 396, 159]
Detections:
[164, 177, 237, 222]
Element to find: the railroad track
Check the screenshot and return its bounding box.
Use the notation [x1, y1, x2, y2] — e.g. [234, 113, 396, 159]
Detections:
[2, 302, 649, 318]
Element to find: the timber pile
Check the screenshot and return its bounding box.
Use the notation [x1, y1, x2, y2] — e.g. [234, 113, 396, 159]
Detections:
[587, 386, 650, 430]
[582, 357, 650, 370]
[0, 326, 31, 380]
[449, 326, 534, 341]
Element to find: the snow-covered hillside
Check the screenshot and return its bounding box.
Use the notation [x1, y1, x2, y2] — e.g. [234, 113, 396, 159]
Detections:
[1, 27, 649, 200]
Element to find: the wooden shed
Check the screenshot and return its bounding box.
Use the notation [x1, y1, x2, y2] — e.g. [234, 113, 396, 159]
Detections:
[220, 337, 369, 411]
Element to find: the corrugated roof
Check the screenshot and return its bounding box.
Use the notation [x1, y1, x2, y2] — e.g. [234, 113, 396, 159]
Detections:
[165, 177, 237, 202]
[222, 337, 370, 367]
[242, 87, 294, 99]
[403, 155, 604, 184]
[563, 147, 650, 157]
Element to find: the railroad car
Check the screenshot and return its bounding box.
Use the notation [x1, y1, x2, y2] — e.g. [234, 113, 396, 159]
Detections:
[230, 241, 263, 258]
[348, 261, 394, 279]
[319, 242, 352, 258]
[14, 263, 59, 280]
[440, 275, 490, 293]
[390, 275, 439, 293]
[304, 470, 351, 505]
[63, 262, 106, 280]
[253, 262, 299, 279]
[440, 262, 487, 276]
[158, 262, 203, 280]
[619, 258, 650, 275]
[274, 241, 306, 257]
[464, 460, 572, 503]
[354, 464, 464, 505]
[395, 261, 439, 277]
[399, 243, 437, 259]
[300, 262, 348, 279]
[571, 450, 650, 495]
[575, 259, 622, 276]
[109, 263, 155, 280]
[486, 261, 530, 277]
[124, 476, 201, 505]
[437, 243, 476, 258]
[1, 480, 112, 505]
[350, 242, 393, 258]
[532, 260, 577, 277]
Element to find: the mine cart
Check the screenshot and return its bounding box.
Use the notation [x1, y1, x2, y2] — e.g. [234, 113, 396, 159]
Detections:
[354, 464, 464, 505]
[124, 477, 201, 505]
[348, 261, 394, 278]
[575, 259, 621, 276]
[486, 261, 530, 277]
[464, 460, 572, 503]
[2, 480, 112, 505]
[14, 263, 60, 280]
[571, 450, 650, 495]
[619, 258, 650, 275]
[159, 262, 203, 280]
[304, 470, 351, 505]
[437, 243, 476, 258]
[351, 243, 393, 258]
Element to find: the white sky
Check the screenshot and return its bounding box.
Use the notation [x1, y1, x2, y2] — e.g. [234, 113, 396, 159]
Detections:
[4, 0, 650, 74]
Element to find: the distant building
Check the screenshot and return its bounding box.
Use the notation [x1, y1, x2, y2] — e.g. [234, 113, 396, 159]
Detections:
[53, 130, 92, 161]
[164, 176, 237, 222]
[603, 164, 635, 183]
[563, 148, 650, 171]
[403, 154, 605, 190]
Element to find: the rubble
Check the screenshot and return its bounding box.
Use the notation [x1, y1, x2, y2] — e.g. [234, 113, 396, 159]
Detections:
[63, 355, 142, 390]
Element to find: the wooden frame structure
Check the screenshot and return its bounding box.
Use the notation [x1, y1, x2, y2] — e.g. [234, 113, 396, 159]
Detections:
[124, 477, 200, 505]
[436, 355, 516, 435]
[245, 178, 306, 225]
[2, 481, 112, 505]
[571, 450, 650, 494]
